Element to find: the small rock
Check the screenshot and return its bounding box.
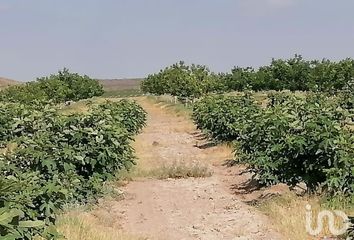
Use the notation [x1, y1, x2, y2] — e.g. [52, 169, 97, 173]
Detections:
[292, 182, 307, 196]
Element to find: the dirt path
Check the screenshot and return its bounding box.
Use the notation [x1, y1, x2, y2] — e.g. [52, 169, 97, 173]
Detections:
[110, 98, 283, 240]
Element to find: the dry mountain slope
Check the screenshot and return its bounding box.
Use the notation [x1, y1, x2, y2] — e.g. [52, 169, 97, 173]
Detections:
[0, 77, 20, 89]
[98, 78, 143, 91]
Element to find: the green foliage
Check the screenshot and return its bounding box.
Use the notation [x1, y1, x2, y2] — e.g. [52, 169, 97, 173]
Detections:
[0, 103, 54, 148]
[92, 99, 147, 135]
[141, 61, 220, 98]
[193, 93, 354, 196]
[192, 94, 261, 141]
[142, 55, 354, 96]
[349, 217, 354, 239]
[0, 83, 48, 104]
[0, 68, 104, 104]
[0, 171, 59, 239]
[0, 100, 146, 239]
[220, 67, 256, 91]
[222, 56, 354, 92]
[0, 178, 35, 239]
[338, 80, 354, 121]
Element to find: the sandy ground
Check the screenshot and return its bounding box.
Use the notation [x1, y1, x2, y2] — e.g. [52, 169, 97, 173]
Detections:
[103, 98, 284, 240]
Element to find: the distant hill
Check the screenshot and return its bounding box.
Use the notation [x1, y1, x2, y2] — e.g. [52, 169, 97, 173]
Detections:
[98, 78, 143, 91]
[98, 78, 144, 97]
[0, 77, 20, 89]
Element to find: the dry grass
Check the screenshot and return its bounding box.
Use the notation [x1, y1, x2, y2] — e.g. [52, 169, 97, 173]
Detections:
[119, 161, 212, 181]
[58, 97, 120, 115]
[58, 100, 92, 115]
[146, 95, 193, 117]
[153, 161, 212, 179]
[0, 142, 17, 155]
[258, 193, 353, 240]
[58, 98, 105, 115]
[57, 211, 146, 240]
[149, 162, 213, 179]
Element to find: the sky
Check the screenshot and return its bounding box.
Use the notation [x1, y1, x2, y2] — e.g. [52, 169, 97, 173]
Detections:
[1, 0, 354, 81]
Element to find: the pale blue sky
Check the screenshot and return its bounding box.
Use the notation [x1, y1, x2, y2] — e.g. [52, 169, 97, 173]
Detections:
[1, 0, 354, 81]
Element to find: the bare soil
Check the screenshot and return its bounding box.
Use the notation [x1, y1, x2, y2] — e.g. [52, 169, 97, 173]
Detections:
[0, 77, 20, 89]
[101, 98, 284, 240]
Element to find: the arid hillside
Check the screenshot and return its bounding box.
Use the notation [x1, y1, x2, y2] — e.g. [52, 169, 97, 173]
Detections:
[0, 77, 20, 89]
[98, 78, 143, 91]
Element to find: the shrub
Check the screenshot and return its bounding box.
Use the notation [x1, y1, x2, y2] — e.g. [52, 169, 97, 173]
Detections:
[0, 174, 58, 239]
[92, 99, 147, 135]
[192, 93, 354, 195]
[239, 94, 351, 190]
[192, 94, 261, 141]
[0, 100, 146, 239]
[0, 69, 104, 104]
[142, 56, 354, 96]
[141, 61, 220, 98]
